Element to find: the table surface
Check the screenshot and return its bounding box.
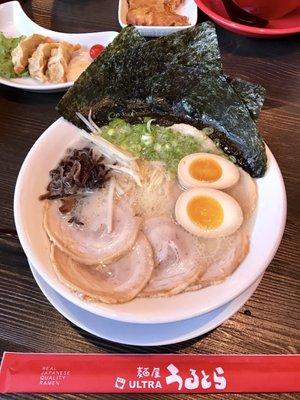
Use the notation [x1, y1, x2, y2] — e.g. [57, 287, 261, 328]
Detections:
[0, 1, 299, 399]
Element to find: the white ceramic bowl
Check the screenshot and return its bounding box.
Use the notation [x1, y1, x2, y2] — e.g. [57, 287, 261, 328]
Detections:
[14, 118, 286, 324]
[118, 0, 198, 37]
[0, 1, 118, 92]
[30, 262, 262, 346]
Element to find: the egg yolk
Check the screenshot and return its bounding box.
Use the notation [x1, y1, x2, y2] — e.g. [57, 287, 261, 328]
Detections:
[189, 158, 222, 182]
[187, 196, 224, 230]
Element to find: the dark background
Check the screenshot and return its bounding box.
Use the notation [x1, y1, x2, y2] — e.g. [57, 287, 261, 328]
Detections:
[0, 1, 299, 399]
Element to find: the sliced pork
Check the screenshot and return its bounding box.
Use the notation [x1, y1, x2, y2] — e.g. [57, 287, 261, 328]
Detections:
[51, 232, 154, 304]
[140, 216, 205, 297]
[186, 168, 254, 291]
[44, 191, 141, 265]
[187, 228, 249, 291]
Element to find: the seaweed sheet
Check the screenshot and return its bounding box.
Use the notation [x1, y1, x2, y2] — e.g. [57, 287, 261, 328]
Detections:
[228, 77, 266, 120]
[148, 67, 266, 175]
[58, 23, 263, 121]
[84, 65, 266, 177]
[56, 26, 145, 125]
[57, 23, 267, 177]
[124, 22, 222, 98]
[58, 23, 222, 117]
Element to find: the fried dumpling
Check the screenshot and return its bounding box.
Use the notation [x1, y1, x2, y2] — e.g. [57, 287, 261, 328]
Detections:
[127, 7, 155, 26]
[140, 216, 205, 297]
[186, 228, 249, 291]
[51, 232, 154, 304]
[44, 191, 141, 265]
[127, 7, 188, 26]
[128, 0, 164, 9]
[28, 43, 58, 82]
[127, 0, 188, 26]
[11, 34, 51, 74]
[66, 49, 92, 82]
[149, 11, 188, 26]
[166, 0, 184, 11]
[47, 41, 80, 83]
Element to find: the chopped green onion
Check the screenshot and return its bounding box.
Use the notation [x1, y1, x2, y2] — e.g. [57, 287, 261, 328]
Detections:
[99, 118, 205, 171]
[107, 128, 115, 136]
[202, 127, 214, 135]
[141, 134, 153, 146]
[154, 143, 162, 152]
[146, 118, 155, 133]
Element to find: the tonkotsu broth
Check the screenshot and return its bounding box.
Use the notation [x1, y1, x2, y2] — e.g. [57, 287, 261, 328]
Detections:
[43, 137, 256, 302]
[124, 161, 183, 219]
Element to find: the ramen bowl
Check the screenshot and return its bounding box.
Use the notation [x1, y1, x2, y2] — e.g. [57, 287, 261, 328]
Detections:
[14, 118, 286, 324]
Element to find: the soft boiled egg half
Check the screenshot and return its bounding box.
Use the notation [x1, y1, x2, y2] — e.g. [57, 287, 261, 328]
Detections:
[178, 153, 240, 190]
[175, 188, 243, 238]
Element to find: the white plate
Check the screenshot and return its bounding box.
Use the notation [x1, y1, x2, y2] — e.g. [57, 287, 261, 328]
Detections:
[118, 0, 197, 37]
[14, 117, 286, 324]
[0, 1, 118, 92]
[30, 261, 262, 346]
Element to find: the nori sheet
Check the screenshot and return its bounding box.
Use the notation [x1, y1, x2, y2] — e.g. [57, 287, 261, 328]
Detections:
[228, 77, 266, 120]
[80, 96, 200, 128]
[57, 22, 267, 177]
[83, 65, 266, 177]
[56, 26, 146, 126]
[57, 23, 221, 121]
[123, 22, 222, 98]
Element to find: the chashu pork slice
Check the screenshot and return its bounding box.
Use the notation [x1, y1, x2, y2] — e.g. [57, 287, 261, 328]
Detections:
[140, 216, 205, 297]
[28, 42, 58, 82]
[51, 232, 154, 304]
[186, 228, 249, 291]
[44, 193, 141, 265]
[11, 34, 51, 74]
[187, 171, 254, 292]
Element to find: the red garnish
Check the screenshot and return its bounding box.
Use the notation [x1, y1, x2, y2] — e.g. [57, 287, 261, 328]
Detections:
[89, 44, 105, 59]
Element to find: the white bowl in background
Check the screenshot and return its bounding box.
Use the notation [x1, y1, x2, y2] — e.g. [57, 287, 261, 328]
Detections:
[14, 118, 286, 324]
[118, 0, 198, 37]
[0, 1, 118, 92]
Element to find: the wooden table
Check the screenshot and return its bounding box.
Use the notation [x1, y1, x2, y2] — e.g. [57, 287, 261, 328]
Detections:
[0, 1, 299, 399]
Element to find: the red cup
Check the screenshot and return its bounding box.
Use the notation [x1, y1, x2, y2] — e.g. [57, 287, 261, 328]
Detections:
[233, 0, 300, 20]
